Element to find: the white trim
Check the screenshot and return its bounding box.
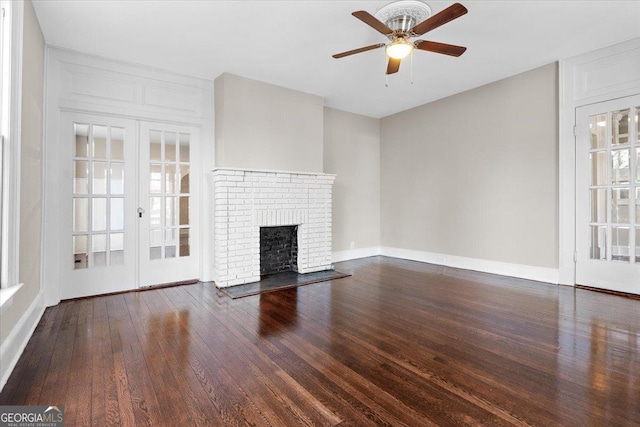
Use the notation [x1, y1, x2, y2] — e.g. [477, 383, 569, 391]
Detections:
[213, 166, 335, 177]
[379, 247, 560, 285]
[559, 37, 640, 286]
[0, 0, 23, 289]
[558, 58, 576, 286]
[46, 46, 209, 126]
[42, 45, 61, 306]
[39, 36, 49, 297]
[200, 80, 214, 282]
[0, 290, 45, 392]
[0, 282, 22, 313]
[332, 246, 382, 263]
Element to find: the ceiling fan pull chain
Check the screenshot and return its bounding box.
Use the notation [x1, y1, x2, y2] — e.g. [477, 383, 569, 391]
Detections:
[385, 51, 389, 87]
[410, 50, 414, 85]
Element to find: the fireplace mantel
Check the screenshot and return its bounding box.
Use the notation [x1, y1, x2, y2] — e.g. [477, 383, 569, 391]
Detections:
[213, 168, 335, 287]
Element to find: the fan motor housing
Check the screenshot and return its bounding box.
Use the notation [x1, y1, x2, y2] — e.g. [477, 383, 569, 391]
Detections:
[385, 15, 417, 32]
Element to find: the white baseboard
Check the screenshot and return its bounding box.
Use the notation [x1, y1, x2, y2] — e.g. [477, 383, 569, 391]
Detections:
[332, 246, 382, 263]
[379, 247, 560, 284]
[0, 291, 46, 392]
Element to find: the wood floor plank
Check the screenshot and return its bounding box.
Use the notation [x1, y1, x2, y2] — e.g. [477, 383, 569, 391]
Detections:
[159, 288, 308, 427]
[253, 292, 519, 426]
[2, 256, 640, 426]
[169, 285, 343, 427]
[90, 297, 108, 426]
[36, 300, 79, 406]
[149, 287, 278, 426]
[63, 298, 93, 426]
[118, 293, 165, 427]
[0, 305, 59, 404]
[124, 291, 199, 427]
[105, 295, 137, 427]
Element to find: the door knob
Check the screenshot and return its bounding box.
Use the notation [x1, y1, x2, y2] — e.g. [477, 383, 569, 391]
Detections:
[137, 207, 145, 218]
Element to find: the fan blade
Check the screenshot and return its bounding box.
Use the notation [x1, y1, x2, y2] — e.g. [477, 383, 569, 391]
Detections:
[410, 3, 468, 36]
[415, 40, 467, 57]
[386, 58, 401, 75]
[352, 11, 394, 35]
[332, 43, 385, 59]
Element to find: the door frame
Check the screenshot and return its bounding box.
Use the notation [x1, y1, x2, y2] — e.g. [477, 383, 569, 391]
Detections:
[559, 38, 640, 286]
[42, 47, 213, 306]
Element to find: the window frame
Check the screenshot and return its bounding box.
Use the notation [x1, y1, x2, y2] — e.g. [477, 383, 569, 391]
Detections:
[0, 0, 23, 291]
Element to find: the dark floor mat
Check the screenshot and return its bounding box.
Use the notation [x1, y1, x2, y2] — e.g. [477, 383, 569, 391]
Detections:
[220, 270, 350, 299]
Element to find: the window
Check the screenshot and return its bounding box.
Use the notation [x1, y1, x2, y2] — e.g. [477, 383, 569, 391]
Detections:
[0, 0, 22, 290]
[0, 1, 10, 288]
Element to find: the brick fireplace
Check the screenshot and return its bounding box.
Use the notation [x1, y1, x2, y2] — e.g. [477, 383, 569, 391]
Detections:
[212, 168, 335, 287]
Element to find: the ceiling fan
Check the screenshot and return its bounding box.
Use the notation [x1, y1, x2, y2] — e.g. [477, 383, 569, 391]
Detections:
[332, 1, 468, 75]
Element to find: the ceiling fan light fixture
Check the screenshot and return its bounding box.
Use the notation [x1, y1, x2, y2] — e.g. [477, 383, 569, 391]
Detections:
[386, 38, 413, 59]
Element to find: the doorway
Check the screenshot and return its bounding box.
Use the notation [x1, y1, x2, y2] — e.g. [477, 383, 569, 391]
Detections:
[60, 113, 200, 299]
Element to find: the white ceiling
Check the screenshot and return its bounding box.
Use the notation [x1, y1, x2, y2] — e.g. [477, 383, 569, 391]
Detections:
[32, 0, 640, 118]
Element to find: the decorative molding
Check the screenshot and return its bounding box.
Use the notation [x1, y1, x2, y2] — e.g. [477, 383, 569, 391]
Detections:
[332, 246, 382, 263]
[63, 66, 137, 104]
[573, 46, 640, 104]
[142, 84, 198, 112]
[0, 291, 45, 392]
[374, 1, 431, 26]
[48, 47, 208, 126]
[379, 247, 560, 284]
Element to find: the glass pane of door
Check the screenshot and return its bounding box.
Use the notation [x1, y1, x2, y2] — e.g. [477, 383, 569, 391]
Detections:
[147, 129, 191, 261]
[587, 108, 637, 263]
[72, 123, 127, 269]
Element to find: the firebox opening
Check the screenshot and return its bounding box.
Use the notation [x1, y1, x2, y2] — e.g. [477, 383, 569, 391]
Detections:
[260, 225, 298, 276]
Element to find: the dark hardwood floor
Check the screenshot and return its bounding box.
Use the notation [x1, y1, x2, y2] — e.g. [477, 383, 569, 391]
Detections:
[2, 256, 639, 426]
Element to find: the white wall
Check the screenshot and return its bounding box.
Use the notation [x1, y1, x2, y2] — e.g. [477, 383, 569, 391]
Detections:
[323, 107, 380, 253]
[214, 73, 324, 173]
[380, 63, 559, 269]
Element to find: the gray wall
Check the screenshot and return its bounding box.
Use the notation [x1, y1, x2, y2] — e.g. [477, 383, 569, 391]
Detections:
[380, 63, 559, 268]
[214, 73, 324, 173]
[1, 0, 45, 344]
[323, 107, 380, 252]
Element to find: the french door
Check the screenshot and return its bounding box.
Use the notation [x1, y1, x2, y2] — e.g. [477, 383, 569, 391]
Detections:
[575, 95, 640, 293]
[61, 113, 137, 299]
[138, 121, 199, 287]
[60, 113, 200, 299]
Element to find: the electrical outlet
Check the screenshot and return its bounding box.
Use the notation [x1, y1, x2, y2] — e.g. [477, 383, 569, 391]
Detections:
[350, 242, 355, 249]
